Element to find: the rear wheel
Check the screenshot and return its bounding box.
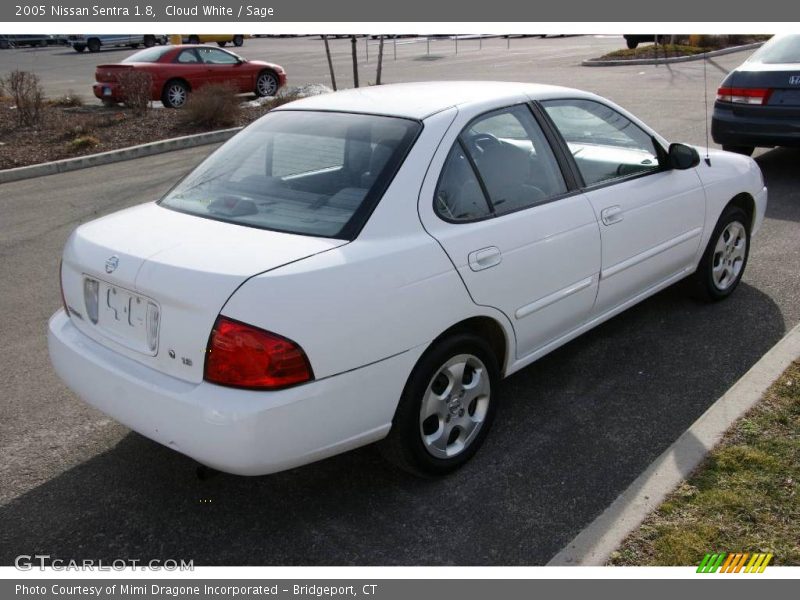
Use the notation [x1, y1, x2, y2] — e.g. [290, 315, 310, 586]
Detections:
[626, 39, 639, 49]
[161, 80, 189, 108]
[87, 38, 101, 53]
[217, 41, 227, 47]
[233, 35, 244, 47]
[722, 144, 755, 157]
[255, 71, 279, 97]
[693, 205, 750, 301]
[379, 333, 499, 477]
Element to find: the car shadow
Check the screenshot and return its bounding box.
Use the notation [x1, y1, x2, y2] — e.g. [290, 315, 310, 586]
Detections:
[756, 147, 800, 224]
[0, 281, 785, 566]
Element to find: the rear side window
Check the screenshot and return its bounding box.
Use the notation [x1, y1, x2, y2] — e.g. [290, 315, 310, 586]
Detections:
[434, 104, 567, 222]
[122, 46, 172, 63]
[749, 34, 800, 64]
[159, 111, 421, 239]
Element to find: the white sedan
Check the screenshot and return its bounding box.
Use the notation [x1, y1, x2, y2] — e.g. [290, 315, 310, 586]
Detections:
[49, 82, 767, 477]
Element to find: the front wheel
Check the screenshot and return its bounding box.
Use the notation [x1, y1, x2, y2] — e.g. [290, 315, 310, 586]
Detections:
[87, 38, 101, 53]
[255, 71, 279, 97]
[379, 333, 499, 477]
[161, 80, 189, 108]
[693, 205, 750, 301]
[143, 35, 156, 48]
[232, 35, 244, 47]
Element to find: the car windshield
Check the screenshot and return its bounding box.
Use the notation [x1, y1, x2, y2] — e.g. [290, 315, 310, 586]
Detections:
[748, 34, 800, 64]
[159, 110, 421, 239]
[122, 46, 172, 63]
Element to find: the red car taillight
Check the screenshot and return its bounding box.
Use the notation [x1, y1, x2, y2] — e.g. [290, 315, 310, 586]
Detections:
[716, 87, 772, 105]
[204, 316, 313, 390]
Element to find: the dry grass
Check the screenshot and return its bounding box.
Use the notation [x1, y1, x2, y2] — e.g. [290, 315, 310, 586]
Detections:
[610, 360, 800, 566]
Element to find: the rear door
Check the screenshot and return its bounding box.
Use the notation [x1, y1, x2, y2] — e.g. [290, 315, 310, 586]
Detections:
[419, 103, 601, 359]
[540, 98, 706, 316]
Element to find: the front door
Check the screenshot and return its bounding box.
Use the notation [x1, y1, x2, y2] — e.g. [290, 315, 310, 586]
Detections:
[540, 98, 706, 315]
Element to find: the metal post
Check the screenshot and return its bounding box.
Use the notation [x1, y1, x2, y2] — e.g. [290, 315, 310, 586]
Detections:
[479, 35, 482, 50]
[393, 37, 397, 60]
[427, 36, 430, 55]
[455, 36, 458, 55]
[507, 35, 510, 50]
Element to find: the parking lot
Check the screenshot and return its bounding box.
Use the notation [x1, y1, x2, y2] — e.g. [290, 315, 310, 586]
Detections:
[1, 35, 799, 565]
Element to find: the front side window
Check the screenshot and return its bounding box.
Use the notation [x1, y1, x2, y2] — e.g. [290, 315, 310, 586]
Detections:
[542, 99, 661, 187]
[159, 110, 420, 239]
[434, 104, 567, 221]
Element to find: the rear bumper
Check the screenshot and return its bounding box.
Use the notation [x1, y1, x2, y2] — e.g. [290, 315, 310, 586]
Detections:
[712, 103, 800, 148]
[93, 82, 123, 102]
[48, 310, 420, 475]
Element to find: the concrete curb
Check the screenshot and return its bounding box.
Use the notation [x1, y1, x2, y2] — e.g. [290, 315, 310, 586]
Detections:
[0, 127, 242, 185]
[548, 321, 800, 566]
[582, 42, 764, 67]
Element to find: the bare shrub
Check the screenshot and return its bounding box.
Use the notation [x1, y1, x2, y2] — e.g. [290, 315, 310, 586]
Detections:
[67, 135, 100, 152]
[50, 90, 83, 108]
[116, 70, 153, 113]
[180, 83, 241, 129]
[1, 69, 44, 126]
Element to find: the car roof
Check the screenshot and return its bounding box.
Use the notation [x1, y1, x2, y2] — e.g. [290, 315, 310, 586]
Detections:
[274, 81, 596, 120]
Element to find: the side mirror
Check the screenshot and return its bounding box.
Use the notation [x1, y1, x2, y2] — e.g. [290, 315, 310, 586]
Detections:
[668, 143, 700, 170]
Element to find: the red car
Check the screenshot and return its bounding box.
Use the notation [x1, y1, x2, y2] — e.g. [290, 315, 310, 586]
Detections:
[93, 44, 287, 108]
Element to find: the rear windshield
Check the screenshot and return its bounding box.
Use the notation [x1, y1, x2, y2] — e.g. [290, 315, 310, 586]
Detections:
[748, 34, 800, 64]
[159, 110, 421, 239]
[122, 46, 172, 63]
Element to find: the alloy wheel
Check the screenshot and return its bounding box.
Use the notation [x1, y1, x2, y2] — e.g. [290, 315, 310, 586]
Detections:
[712, 221, 747, 291]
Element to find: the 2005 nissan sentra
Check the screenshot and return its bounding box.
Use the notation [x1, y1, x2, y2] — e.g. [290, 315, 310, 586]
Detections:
[48, 81, 767, 477]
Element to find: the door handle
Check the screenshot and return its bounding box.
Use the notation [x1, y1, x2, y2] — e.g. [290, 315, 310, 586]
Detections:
[601, 205, 624, 226]
[468, 247, 502, 271]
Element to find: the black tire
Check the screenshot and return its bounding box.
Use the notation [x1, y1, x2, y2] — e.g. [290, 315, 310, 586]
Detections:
[217, 41, 227, 47]
[188, 35, 200, 45]
[627, 39, 638, 49]
[379, 333, 500, 477]
[255, 70, 279, 97]
[233, 35, 244, 47]
[87, 38, 101, 53]
[73, 44, 86, 52]
[161, 79, 189, 108]
[722, 144, 755, 157]
[143, 35, 156, 48]
[692, 205, 750, 302]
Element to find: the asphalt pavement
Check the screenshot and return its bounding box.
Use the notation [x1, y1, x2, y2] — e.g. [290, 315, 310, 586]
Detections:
[1, 36, 799, 566]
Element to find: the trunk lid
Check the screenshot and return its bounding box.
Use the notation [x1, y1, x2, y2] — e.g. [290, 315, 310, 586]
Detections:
[61, 202, 346, 383]
[95, 64, 134, 83]
[730, 63, 800, 115]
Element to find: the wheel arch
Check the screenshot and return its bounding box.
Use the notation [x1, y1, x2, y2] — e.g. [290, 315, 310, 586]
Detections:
[427, 315, 511, 377]
[725, 192, 756, 233]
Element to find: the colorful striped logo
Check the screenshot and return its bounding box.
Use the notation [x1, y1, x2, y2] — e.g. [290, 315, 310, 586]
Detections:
[697, 552, 773, 573]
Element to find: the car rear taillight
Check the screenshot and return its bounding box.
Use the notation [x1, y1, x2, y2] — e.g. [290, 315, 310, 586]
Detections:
[716, 87, 772, 105]
[204, 316, 313, 390]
